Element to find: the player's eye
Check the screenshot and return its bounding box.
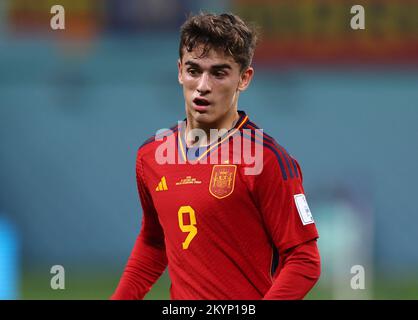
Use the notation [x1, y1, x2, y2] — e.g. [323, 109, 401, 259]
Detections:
[187, 68, 199, 76]
[213, 70, 227, 78]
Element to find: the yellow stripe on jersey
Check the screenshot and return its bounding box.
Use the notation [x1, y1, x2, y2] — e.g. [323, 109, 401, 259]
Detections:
[161, 176, 168, 190]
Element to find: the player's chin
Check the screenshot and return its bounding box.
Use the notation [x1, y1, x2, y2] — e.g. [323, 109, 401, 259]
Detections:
[190, 107, 216, 122]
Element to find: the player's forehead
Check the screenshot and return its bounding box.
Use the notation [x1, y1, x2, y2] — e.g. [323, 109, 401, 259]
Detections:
[181, 45, 239, 70]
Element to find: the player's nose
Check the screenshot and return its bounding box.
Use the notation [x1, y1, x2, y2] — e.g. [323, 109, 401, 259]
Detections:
[196, 72, 211, 94]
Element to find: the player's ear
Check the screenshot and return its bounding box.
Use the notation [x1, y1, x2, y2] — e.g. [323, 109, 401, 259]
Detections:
[178, 59, 183, 85]
[238, 66, 254, 92]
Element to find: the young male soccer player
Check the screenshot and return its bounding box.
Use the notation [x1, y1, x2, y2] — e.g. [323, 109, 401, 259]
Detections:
[112, 12, 320, 300]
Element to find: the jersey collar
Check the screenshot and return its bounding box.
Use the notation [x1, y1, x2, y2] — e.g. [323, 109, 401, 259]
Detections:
[178, 110, 249, 162]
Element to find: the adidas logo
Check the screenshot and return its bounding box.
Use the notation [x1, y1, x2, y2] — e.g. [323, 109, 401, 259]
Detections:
[156, 176, 168, 192]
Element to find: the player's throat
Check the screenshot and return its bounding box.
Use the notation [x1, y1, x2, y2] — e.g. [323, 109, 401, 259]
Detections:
[185, 110, 240, 148]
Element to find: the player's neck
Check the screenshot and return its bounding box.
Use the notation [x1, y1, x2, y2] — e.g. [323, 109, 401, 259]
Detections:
[185, 109, 240, 148]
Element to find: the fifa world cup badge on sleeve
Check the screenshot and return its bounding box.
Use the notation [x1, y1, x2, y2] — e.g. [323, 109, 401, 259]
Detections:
[209, 165, 237, 199]
[294, 194, 315, 225]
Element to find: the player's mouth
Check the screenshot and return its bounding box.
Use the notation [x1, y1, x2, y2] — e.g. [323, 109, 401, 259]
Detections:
[192, 97, 211, 112]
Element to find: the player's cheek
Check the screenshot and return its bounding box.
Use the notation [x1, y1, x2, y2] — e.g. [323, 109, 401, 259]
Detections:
[186, 78, 198, 91]
[183, 82, 194, 97]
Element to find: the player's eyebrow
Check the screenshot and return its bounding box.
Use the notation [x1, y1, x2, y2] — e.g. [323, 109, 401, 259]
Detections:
[184, 61, 201, 68]
[210, 64, 232, 70]
[184, 61, 232, 70]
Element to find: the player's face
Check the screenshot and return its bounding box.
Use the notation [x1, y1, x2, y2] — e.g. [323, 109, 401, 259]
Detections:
[178, 46, 253, 128]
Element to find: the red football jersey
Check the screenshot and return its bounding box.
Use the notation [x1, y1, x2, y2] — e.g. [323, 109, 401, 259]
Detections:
[116, 111, 319, 300]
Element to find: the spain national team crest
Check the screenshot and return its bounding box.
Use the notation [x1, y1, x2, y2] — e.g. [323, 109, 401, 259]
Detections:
[209, 165, 237, 199]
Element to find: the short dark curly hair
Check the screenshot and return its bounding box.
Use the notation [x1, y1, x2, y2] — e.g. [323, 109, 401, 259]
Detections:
[179, 12, 258, 72]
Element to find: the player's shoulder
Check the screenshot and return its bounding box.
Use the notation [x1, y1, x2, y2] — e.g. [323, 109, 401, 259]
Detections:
[136, 122, 179, 160]
[242, 118, 302, 181]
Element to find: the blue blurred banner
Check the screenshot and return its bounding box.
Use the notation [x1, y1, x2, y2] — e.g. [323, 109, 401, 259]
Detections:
[0, 216, 19, 300]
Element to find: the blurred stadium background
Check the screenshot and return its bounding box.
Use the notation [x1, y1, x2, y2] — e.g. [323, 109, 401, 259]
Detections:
[1, 0, 418, 299]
